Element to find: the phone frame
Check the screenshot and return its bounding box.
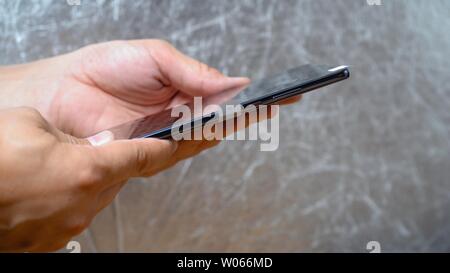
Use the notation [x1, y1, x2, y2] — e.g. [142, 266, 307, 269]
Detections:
[134, 65, 350, 139]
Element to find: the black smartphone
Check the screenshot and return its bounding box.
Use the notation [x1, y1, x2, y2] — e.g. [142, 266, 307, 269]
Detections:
[103, 64, 350, 140]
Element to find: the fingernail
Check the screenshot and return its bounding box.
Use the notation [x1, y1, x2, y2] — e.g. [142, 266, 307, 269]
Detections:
[87, 130, 114, 146]
[228, 77, 251, 86]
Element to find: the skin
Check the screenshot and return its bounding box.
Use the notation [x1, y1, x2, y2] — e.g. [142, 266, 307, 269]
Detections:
[0, 39, 300, 252]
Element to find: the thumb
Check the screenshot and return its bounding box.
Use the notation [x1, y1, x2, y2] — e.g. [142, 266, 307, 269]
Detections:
[136, 40, 250, 96]
[52, 125, 178, 180]
[86, 131, 178, 179]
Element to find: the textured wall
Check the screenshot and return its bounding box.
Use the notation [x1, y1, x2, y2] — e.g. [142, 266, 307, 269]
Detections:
[1, 0, 450, 252]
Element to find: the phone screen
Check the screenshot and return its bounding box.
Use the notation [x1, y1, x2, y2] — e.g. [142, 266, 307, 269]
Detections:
[100, 64, 349, 140]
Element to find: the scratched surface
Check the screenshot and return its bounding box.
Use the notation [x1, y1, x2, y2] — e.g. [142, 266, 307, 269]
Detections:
[1, 0, 450, 252]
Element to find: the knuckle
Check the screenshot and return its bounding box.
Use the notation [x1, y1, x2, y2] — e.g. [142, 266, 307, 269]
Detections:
[0, 107, 44, 125]
[200, 62, 210, 73]
[76, 163, 105, 191]
[147, 39, 176, 60]
[209, 67, 222, 76]
[198, 61, 219, 77]
[150, 39, 172, 49]
[18, 107, 46, 122]
[196, 61, 207, 74]
[134, 144, 152, 175]
[17, 106, 40, 115]
[18, 239, 39, 252]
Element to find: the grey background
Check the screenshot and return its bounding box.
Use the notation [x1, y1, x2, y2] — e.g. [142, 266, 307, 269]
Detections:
[1, 0, 450, 252]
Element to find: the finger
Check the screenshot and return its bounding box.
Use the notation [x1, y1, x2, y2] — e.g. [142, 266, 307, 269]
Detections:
[135, 40, 251, 96]
[149, 139, 221, 174]
[86, 130, 114, 146]
[52, 129, 91, 145]
[276, 95, 302, 105]
[90, 137, 178, 181]
[204, 105, 277, 139]
[173, 139, 220, 161]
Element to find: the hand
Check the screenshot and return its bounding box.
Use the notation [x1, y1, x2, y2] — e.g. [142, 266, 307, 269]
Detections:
[0, 107, 179, 252]
[1, 39, 251, 137]
[0, 40, 301, 252]
[1, 39, 258, 170]
[0, 39, 300, 172]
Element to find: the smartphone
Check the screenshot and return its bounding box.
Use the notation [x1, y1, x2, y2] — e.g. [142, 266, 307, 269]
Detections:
[102, 64, 350, 140]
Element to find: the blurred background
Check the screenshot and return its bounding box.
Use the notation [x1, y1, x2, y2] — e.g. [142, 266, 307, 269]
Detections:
[1, 0, 450, 252]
